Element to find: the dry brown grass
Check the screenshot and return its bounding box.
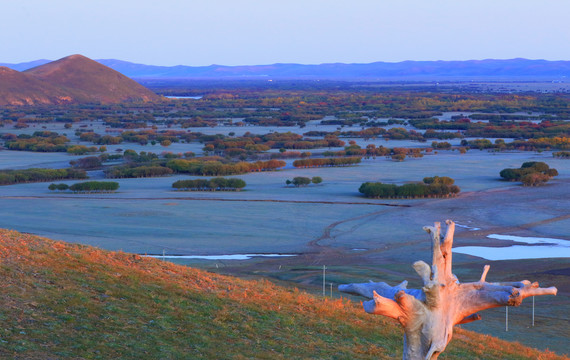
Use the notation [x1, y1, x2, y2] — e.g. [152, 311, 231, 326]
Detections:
[0, 229, 567, 359]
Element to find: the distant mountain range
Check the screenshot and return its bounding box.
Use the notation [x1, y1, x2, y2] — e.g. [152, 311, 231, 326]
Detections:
[3, 58, 570, 80]
[0, 55, 161, 106]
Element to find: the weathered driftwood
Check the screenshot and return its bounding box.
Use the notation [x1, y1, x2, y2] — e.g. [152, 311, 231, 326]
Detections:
[339, 220, 557, 360]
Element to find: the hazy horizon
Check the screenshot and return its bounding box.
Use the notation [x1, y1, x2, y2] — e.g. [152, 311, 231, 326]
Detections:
[3, 56, 569, 68]
[2, 0, 570, 66]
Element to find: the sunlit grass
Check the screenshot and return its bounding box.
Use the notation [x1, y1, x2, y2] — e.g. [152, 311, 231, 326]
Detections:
[0, 229, 566, 359]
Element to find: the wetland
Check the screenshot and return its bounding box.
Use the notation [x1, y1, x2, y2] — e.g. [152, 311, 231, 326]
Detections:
[0, 81, 569, 354]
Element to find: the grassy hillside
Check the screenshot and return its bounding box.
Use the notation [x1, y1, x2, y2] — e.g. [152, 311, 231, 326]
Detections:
[0, 229, 566, 360]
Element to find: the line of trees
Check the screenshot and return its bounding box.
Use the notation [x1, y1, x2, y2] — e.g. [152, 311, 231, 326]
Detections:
[461, 136, 570, 151]
[0, 168, 87, 185]
[3, 132, 70, 152]
[201, 131, 346, 156]
[105, 165, 174, 179]
[323, 145, 428, 160]
[292, 157, 361, 168]
[285, 176, 323, 187]
[70, 156, 102, 169]
[499, 161, 558, 186]
[166, 159, 285, 176]
[359, 176, 460, 199]
[172, 178, 246, 191]
[553, 151, 570, 158]
[49, 181, 119, 193]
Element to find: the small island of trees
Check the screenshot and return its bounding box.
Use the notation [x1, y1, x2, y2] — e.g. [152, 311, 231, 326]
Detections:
[0, 168, 87, 186]
[553, 151, 570, 159]
[499, 161, 558, 186]
[172, 178, 246, 191]
[292, 157, 361, 168]
[49, 181, 119, 193]
[359, 176, 460, 199]
[285, 176, 323, 187]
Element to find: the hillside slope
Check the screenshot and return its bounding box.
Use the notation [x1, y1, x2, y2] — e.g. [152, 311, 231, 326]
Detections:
[0, 55, 161, 106]
[25, 55, 162, 104]
[0, 229, 566, 359]
[0, 67, 72, 106]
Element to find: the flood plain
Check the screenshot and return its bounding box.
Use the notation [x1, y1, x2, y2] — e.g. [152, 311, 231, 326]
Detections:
[1, 119, 569, 354]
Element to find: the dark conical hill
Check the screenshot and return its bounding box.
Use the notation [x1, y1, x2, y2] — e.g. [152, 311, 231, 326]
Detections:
[24, 54, 162, 103]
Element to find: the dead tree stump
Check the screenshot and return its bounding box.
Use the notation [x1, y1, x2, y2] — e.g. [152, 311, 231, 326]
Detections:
[339, 220, 557, 360]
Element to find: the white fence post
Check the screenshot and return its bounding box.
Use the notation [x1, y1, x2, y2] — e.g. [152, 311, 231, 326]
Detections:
[532, 296, 534, 327]
[505, 306, 509, 332]
[322, 265, 326, 296]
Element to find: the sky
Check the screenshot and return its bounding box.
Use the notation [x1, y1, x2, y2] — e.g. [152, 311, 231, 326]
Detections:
[1, 0, 570, 66]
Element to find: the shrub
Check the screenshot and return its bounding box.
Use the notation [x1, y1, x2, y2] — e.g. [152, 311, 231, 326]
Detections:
[311, 176, 323, 185]
[500, 162, 558, 186]
[292, 177, 311, 187]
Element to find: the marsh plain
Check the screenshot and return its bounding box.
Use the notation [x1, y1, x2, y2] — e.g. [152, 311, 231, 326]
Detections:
[1, 83, 569, 354]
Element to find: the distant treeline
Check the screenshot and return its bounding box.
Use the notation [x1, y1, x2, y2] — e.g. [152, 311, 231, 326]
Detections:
[462, 137, 570, 151]
[321, 144, 428, 160]
[292, 157, 361, 168]
[359, 176, 460, 199]
[172, 178, 246, 191]
[0, 168, 87, 186]
[4, 89, 570, 134]
[49, 181, 119, 193]
[411, 119, 570, 140]
[104, 158, 286, 179]
[304, 127, 462, 141]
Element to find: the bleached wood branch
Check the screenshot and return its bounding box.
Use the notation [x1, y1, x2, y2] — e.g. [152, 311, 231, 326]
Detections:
[339, 220, 557, 360]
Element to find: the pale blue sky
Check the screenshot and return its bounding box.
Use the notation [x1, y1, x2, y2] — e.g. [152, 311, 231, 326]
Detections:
[1, 0, 569, 66]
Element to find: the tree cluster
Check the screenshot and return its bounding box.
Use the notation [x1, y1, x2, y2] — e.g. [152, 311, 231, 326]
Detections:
[48, 181, 119, 193]
[292, 157, 361, 168]
[285, 176, 322, 187]
[359, 176, 460, 199]
[202, 131, 346, 157]
[553, 151, 570, 158]
[499, 161, 558, 186]
[67, 145, 99, 155]
[66, 181, 119, 193]
[172, 177, 246, 191]
[105, 165, 174, 179]
[0, 168, 87, 186]
[3, 132, 69, 152]
[166, 159, 285, 176]
[70, 156, 102, 169]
